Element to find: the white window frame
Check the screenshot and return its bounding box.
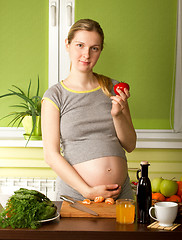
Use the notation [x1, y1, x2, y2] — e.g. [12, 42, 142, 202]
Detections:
[174, 0, 182, 133]
[48, 0, 182, 149]
[0, 0, 181, 148]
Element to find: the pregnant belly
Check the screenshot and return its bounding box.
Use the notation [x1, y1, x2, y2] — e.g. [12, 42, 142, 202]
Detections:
[73, 156, 128, 187]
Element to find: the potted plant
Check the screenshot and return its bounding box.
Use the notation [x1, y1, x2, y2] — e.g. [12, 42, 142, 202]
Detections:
[0, 76, 42, 145]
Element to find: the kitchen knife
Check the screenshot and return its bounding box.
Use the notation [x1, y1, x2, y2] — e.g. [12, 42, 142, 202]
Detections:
[60, 195, 99, 216]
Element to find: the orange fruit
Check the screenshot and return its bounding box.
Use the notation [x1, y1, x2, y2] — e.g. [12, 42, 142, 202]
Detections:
[82, 199, 91, 205]
[166, 194, 181, 203]
[94, 196, 105, 203]
[152, 192, 166, 201]
[177, 181, 182, 197]
[105, 198, 115, 205]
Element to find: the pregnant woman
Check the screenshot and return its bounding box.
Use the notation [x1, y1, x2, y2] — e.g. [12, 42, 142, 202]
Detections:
[41, 19, 136, 201]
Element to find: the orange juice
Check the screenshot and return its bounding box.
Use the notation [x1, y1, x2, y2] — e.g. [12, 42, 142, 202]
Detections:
[116, 199, 135, 224]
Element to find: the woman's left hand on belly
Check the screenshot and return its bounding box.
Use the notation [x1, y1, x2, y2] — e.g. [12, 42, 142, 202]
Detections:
[86, 184, 121, 200]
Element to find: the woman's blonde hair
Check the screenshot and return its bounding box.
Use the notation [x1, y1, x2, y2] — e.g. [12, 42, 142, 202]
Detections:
[67, 19, 113, 97]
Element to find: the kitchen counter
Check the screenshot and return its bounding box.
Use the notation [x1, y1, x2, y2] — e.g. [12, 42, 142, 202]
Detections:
[0, 202, 181, 240]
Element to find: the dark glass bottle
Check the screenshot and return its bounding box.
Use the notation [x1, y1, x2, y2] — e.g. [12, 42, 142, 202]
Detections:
[136, 161, 152, 224]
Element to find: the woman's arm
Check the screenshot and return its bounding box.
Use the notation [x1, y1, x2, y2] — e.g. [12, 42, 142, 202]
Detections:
[41, 100, 121, 199]
[110, 88, 136, 152]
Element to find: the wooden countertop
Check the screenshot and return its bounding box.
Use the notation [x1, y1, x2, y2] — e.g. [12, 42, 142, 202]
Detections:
[0, 202, 181, 240]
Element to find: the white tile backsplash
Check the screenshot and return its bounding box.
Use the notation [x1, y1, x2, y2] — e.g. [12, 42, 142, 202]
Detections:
[0, 178, 56, 202]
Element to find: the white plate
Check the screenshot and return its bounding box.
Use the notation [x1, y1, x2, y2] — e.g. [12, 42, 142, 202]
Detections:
[0, 194, 11, 208]
[38, 212, 60, 223]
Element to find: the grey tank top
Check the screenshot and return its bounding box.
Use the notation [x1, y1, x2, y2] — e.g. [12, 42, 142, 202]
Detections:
[42, 79, 126, 165]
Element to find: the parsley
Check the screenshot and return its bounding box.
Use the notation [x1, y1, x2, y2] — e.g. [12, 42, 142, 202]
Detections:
[0, 188, 57, 229]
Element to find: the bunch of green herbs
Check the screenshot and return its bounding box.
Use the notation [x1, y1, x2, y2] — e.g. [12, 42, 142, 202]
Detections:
[0, 188, 57, 229]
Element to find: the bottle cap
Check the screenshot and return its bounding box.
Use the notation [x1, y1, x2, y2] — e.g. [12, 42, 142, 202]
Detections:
[140, 161, 149, 165]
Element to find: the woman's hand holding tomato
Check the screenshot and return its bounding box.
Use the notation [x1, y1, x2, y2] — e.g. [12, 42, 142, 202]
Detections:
[110, 82, 136, 153]
[110, 83, 130, 117]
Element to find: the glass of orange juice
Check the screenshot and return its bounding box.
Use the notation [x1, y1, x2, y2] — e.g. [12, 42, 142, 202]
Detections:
[116, 199, 135, 224]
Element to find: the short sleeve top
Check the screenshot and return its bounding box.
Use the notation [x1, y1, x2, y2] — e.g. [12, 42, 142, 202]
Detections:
[42, 79, 126, 165]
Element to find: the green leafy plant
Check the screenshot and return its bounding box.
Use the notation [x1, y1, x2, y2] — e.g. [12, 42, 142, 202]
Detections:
[0, 76, 42, 145]
[0, 188, 57, 229]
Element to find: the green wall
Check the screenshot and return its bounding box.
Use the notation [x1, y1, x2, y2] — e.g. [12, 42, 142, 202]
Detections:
[0, 0, 49, 126]
[0, 147, 181, 181]
[0, 0, 178, 130]
[75, 0, 177, 129]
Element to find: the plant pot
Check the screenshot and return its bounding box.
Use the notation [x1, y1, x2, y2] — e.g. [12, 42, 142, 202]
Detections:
[23, 134, 42, 141]
[22, 116, 42, 139]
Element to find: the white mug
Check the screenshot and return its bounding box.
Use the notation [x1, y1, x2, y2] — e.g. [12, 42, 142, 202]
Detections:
[149, 201, 178, 227]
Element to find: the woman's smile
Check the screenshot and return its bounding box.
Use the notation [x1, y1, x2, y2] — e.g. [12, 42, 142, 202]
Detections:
[79, 60, 90, 65]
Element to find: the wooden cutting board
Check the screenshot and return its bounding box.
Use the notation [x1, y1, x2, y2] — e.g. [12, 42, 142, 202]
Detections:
[60, 201, 116, 218]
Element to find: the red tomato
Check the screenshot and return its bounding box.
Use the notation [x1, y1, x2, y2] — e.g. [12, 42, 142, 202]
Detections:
[114, 82, 130, 95]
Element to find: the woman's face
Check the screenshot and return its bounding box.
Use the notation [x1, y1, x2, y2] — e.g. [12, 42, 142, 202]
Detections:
[66, 30, 102, 73]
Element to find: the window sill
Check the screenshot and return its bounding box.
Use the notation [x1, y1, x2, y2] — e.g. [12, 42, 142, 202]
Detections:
[136, 129, 182, 148]
[0, 128, 182, 148]
[0, 127, 43, 148]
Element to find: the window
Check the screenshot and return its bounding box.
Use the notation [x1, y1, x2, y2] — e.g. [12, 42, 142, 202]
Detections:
[49, 0, 182, 148]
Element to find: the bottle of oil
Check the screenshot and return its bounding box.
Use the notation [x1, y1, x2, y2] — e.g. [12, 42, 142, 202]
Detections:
[136, 161, 152, 224]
